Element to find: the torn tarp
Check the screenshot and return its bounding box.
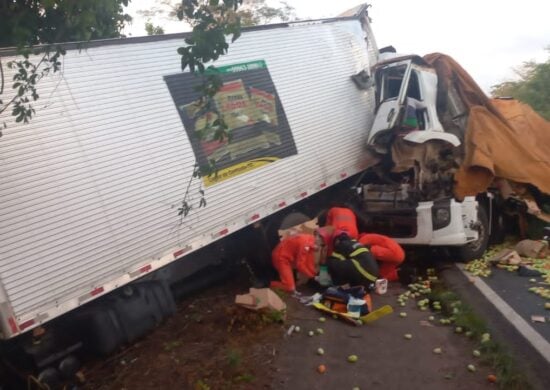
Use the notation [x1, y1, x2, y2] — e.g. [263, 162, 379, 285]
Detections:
[423, 54, 550, 198]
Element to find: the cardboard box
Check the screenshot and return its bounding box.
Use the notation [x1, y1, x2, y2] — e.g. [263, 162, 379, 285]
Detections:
[235, 288, 286, 312]
[489, 249, 522, 265]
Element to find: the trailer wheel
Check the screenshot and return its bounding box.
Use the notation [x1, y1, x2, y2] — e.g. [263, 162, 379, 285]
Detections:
[454, 206, 490, 262]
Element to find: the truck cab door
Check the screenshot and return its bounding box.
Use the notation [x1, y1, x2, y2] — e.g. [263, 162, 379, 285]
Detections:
[368, 60, 413, 146]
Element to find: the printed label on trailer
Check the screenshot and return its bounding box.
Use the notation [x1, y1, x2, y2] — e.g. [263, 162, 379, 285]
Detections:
[164, 60, 297, 186]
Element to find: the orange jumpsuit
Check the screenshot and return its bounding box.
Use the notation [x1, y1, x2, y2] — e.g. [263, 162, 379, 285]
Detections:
[358, 233, 405, 281]
[270, 234, 317, 292]
[326, 207, 359, 239]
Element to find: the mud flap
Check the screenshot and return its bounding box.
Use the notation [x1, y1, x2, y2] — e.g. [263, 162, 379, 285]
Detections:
[312, 302, 393, 326]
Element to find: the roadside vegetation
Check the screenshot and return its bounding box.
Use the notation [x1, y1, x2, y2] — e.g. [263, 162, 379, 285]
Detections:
[492, 48, 550, 120]
[399, 268, 532, 389]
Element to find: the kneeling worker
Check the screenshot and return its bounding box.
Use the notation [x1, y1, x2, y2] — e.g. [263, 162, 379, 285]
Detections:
[358, 233, 405, 282]
[326, 231, 380, 289]
[270, 233, 318, 292]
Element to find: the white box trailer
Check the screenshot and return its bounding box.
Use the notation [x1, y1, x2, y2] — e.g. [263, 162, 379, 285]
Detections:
[0, 9, 378, 340]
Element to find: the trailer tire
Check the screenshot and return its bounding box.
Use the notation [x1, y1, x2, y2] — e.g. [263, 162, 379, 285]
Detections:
[454, 206, 490, 262]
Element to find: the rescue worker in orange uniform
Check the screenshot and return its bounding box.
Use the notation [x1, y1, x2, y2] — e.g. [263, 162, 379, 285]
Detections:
[326, 206, 359, 239]
[270, 233, 318, 292]
[318, 207, 405, 282]
[358, 233, 405, 282]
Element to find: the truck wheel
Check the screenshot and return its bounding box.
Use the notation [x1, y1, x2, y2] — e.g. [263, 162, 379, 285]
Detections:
[454, 206, 490, 262]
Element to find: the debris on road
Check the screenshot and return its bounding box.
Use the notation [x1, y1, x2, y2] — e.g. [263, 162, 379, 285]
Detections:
[515, 239, 548, 258]
[347, 355, 358, 363]
[235, 288, 287, 313]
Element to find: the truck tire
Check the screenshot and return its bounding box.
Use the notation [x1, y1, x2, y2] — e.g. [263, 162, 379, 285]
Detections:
[454, 206, 490, 262]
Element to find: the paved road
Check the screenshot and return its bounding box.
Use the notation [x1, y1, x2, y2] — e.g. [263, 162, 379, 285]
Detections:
[443, 265, 550, 390]
[273, 283, 495, 390]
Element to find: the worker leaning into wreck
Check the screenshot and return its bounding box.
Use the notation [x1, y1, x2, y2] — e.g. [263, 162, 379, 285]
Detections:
[269, 206, 406, 292]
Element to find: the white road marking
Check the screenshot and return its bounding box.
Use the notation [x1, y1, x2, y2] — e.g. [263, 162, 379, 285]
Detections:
[456, 264, 550, 363]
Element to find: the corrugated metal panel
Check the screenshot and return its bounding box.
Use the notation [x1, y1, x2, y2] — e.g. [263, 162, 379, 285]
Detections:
[0, 20, 376, 319]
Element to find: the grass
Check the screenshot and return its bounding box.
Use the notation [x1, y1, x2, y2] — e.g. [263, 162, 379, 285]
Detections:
[226, 348, 243, 369]
[233, 373, 255, 383]
[426, 278, 532, 390]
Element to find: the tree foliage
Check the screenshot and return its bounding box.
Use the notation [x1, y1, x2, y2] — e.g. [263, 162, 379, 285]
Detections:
[138, 0, 296, 31]
[491, 48, 550, 120]
[0, 0, 132, 129]
[239, 0, 296, 27]
[145, 22, 165, 35]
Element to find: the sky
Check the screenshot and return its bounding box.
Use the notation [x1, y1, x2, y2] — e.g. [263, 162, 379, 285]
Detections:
[123, 0, 550, 93]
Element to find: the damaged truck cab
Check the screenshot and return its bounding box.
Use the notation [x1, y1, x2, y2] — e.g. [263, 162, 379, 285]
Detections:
[357, 49, 489, 260]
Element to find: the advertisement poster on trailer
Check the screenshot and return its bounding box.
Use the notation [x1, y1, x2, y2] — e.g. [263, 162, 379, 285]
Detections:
[164, 60, 297, 186]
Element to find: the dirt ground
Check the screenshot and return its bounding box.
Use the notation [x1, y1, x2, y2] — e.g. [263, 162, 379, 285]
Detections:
[82, 268, 503, 390]
[83, 274, 283, 390]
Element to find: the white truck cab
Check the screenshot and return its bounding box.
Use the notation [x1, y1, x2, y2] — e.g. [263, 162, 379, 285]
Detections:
[357, 48, 489, 260]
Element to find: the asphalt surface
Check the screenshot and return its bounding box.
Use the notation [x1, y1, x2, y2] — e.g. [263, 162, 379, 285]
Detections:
[482, 267, 550, 341]
[442, 265, 550, 390]
[273, 283, 496, 390]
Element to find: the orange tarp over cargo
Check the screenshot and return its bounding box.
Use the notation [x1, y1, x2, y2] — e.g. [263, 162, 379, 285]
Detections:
[424, 54, 550, 198]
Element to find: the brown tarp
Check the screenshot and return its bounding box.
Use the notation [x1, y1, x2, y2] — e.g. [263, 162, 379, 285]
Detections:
[424, 53, 550, 199]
